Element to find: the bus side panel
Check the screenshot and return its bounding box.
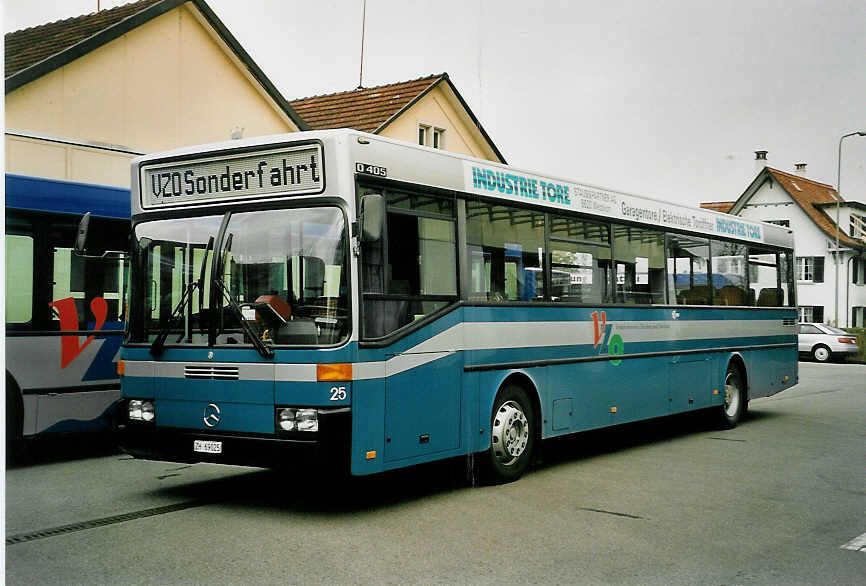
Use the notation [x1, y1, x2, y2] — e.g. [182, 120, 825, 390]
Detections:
[475, 368, 544, 451]
[544, 356, 673, 436]
[32, 390, 120, 435]
[742, 346, 798, 400]
[8, 335, 122, 436]
[350, 377, 386, 475]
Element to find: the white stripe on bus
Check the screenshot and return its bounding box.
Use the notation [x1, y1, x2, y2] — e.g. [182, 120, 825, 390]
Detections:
[121, 318, 793, 382]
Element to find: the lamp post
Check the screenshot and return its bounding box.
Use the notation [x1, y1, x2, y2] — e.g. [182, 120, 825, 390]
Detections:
[834, 131, 866, 327]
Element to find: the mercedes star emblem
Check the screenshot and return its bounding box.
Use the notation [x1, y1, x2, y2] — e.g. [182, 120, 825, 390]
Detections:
[203, 403, 221, 427]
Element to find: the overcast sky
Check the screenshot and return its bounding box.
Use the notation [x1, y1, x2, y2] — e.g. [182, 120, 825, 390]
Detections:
[5, 0, 866, 206]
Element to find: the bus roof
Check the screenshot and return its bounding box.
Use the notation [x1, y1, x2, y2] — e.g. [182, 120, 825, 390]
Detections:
[6, 174, 130, 219]
[131, 129, 793, 249]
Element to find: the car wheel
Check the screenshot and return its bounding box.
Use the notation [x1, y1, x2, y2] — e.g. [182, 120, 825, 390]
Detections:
[718, 363, 745, 429]
[479, 384, 535, 484]
[812, 345, 832, 363]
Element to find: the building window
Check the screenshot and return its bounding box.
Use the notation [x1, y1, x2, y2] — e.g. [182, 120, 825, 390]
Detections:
[796, 256, 824, 283]
[766, 219, 790, 227]
[853, 306, 865, 327]
[798, 305, 824, 323]
[853, 258, 865, 285]
[418, 124, 444, 149]
[850, 213, 866, 240]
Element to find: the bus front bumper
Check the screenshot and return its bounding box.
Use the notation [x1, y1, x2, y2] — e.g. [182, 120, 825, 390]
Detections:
[117, 410, 350, 470]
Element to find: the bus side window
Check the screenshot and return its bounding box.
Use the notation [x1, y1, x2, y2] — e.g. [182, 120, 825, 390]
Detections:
[50, 218, 128, 330]
[5, 234, 34, 324]
[549, 215, 611, 304]
[361, 190, 457, 338]
[710, 240, 749, 306]
[748, 249, 781, 307]
[466, 202, 545, 302]
[613, 224, 665, 304]
[666, 233, 711, 305]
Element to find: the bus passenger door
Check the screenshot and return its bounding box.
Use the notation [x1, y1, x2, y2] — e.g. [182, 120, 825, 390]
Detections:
[383, 349, 462, 464]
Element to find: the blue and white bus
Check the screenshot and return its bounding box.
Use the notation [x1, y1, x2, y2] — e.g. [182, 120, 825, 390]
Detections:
[5, 174, 130, 459]
[115, 130, 797, 483]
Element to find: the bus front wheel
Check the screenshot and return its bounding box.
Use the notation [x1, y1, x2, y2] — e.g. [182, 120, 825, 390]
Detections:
[480, 384, 535, 484]
[6, 375, 28, 466]
[718, 364, 745, 429]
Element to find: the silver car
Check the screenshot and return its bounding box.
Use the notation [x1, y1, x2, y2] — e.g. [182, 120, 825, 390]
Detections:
[798, 323, 860, 362]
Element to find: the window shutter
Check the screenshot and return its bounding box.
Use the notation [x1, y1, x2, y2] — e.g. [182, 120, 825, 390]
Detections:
[813, 256, 824, 283]
[853, 259, 860, 284]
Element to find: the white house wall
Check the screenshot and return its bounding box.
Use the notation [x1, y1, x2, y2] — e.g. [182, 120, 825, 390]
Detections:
[737, 177, 866, 327]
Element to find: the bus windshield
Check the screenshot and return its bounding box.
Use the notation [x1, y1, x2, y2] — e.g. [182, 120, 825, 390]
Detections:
[129, 206, 349, 348]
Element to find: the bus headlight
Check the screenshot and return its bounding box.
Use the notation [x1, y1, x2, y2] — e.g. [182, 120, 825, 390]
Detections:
[276, 408, 318, 433]
[295, 409, 318, 432]
[129, 399, 155, 423]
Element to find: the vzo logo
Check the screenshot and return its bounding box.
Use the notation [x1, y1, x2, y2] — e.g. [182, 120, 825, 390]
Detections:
[591, 310, 624, 366]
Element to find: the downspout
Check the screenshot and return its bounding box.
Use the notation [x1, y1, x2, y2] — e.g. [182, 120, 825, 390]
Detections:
[848, 251, 864, 328]
[846, 255, 854, 328]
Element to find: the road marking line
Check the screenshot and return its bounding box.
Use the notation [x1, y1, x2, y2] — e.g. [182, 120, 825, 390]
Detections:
[840, 532, 866, 552]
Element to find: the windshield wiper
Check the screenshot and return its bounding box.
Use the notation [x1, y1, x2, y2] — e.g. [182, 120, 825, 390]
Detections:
[212, 231, 273, 359]
[214, 275, 274, 359]
[149, 236, 214, 356]
[150, 279, 199, 357]
[195, 236, 214, 339]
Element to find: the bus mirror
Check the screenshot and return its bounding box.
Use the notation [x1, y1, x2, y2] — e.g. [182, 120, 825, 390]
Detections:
[360, 194, 384, 242]
[74, 212, 91, 255]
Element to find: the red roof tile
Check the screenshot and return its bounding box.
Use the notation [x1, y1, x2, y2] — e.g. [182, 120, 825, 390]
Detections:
[766, 168, 862, 248]
[5, 0, 163, 79]
[289, 74, 444, 133]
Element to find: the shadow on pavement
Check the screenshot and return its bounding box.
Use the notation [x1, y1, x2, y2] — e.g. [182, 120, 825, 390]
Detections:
[138, 408, 781, 515]
[7, 432, 121, 469]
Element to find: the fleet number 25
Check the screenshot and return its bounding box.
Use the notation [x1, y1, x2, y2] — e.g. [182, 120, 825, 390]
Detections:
[330, 386, 347, 401]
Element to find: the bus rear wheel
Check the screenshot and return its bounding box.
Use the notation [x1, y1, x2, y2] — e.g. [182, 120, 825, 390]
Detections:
[718, 364, 745, 429]
[479, 384, 535, 484]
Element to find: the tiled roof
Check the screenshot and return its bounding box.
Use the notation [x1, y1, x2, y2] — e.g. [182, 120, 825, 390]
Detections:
[5, 0, 162, 79]
[766, 168, 863, 249]
[289, 74, 444, 133]
[700, 201, 735, 214]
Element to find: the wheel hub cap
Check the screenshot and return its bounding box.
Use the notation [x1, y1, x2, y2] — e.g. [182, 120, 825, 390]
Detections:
[724, 374, 740, 417]
[492, 400, 529, 465]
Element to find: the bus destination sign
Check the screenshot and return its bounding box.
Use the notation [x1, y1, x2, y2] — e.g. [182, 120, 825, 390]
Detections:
[141, 144, 323, 208]
[463, 161, 765, 243]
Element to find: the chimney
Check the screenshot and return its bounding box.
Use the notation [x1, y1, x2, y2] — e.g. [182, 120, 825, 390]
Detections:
[755, 150, 768, 174]
[794, 162, 807, 176]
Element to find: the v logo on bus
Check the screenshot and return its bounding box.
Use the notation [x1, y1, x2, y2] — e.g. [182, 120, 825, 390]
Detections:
[49, 296, 108, 368]
[591, 310, 624, 366]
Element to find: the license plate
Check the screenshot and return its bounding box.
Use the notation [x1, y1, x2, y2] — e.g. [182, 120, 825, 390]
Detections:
[193, 440, 222, 454]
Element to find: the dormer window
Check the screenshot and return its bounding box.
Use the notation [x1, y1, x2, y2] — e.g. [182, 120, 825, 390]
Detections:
[418, 124, 444, 149]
